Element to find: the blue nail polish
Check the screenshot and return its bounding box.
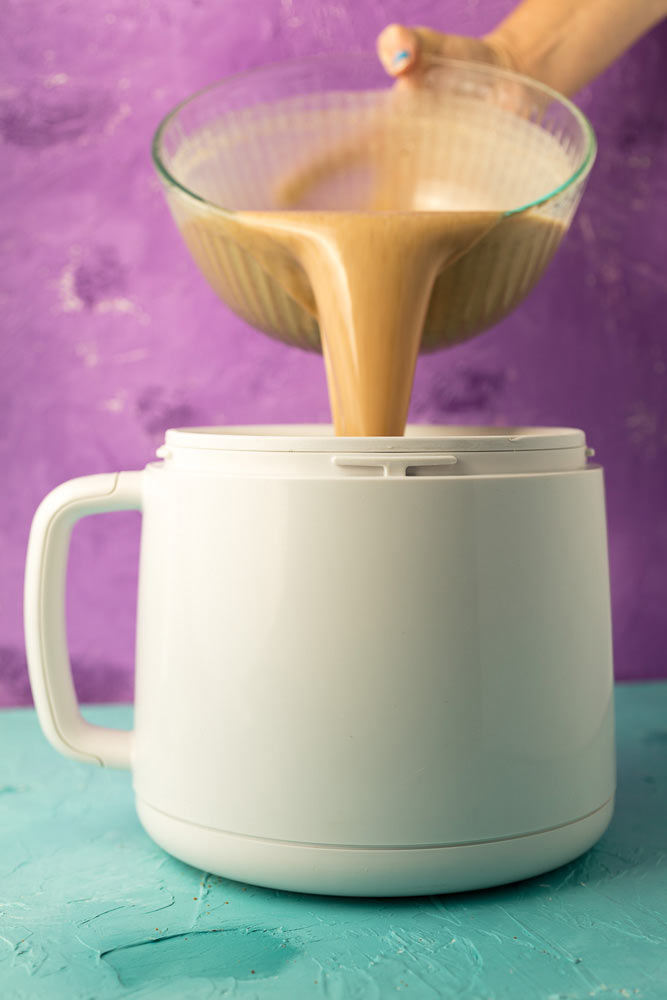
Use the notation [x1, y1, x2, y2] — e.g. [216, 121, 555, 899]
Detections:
[392, 49, 411, 67]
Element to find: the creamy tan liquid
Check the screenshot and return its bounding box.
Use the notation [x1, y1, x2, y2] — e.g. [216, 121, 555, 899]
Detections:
[169, 92, 572, 435]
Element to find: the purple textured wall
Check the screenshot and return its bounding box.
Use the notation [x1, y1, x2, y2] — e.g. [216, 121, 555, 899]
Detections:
[2, 1, 666, 704]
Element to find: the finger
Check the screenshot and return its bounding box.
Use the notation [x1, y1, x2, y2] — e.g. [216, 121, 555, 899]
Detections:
[376, 24, 419, 76]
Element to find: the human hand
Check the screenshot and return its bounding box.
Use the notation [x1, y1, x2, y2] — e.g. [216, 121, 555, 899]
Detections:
[379, 0, 667, 97]
[376, 23, 517, 84]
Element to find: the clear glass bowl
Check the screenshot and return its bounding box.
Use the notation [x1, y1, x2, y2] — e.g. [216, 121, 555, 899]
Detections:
[153, 53, 596, 354]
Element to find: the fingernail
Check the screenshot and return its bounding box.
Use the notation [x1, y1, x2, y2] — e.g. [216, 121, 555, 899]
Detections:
[391, 49, 412, 69]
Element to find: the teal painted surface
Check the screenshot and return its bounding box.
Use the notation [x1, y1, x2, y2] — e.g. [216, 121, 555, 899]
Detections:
[1, 683, 666, 999]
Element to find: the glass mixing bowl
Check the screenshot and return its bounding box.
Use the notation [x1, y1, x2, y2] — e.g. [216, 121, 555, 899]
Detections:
[152, 53, 596, 353]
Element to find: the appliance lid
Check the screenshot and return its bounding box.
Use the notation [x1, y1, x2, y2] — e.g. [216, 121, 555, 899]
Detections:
[163, 424, 587, 454]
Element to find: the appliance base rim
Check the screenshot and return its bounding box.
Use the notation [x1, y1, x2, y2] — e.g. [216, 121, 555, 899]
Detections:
[136, 796, 614, 897]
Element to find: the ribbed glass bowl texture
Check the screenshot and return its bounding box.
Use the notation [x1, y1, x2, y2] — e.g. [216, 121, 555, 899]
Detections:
[153, 53, 596, 353]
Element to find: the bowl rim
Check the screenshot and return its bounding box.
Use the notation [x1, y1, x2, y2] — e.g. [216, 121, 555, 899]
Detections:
[151, 50, 597, 217]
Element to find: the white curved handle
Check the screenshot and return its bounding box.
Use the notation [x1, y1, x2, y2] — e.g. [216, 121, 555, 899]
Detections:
[24, 471, 143, 769]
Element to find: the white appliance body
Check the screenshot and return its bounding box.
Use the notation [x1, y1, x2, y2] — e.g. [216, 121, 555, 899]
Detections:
[24, 425, 615, 895]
